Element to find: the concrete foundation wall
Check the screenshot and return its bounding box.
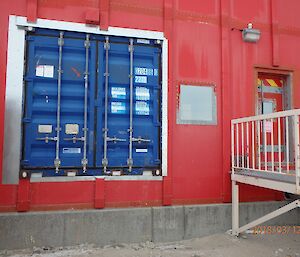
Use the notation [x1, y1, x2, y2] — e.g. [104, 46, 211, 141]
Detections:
[0, 201, 299, 250]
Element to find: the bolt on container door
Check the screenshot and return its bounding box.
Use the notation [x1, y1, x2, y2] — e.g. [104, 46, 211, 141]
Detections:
[96, 39, 161, 174]
[22, 32, 96, 173]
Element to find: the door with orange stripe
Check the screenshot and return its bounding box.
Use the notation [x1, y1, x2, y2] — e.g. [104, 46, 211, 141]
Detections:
[257, 74, 292, 171]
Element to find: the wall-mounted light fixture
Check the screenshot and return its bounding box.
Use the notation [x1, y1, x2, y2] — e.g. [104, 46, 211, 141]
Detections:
[242, 23, 261, 43]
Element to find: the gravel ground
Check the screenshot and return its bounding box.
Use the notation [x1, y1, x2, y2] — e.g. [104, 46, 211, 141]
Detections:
[1, 233, 299, 257]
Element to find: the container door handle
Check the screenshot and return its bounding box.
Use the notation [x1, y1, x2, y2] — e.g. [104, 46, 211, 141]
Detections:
[106, 136, 126, 143]
[36, 136, 57, 143]
[132, 136, 151, 143]
[63, 137, 84, 143]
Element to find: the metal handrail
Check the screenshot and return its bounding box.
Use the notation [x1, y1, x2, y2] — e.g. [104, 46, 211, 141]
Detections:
[232, 109, 300, 124]
[231, 109, 300, 193]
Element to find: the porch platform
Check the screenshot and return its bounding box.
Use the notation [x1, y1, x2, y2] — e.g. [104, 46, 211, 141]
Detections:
[231, 109, 300, 236]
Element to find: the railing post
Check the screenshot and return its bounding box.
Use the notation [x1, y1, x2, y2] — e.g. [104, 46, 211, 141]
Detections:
[293, 115, 300, 194]
[232, 180, 239, 236]
[231, 122, 235, 174]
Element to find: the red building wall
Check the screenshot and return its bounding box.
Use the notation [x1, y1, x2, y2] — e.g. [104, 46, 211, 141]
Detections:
[0, 0, 299, 211]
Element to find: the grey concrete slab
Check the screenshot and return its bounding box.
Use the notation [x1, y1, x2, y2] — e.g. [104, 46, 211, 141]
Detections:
[0, 201, 299, 250]
[152, 206, 184, 242]
[0, 212, 65, 250]
[184, 204, 232, 239]
[63, 208, 152, 246]
[184, 201, 300, 239]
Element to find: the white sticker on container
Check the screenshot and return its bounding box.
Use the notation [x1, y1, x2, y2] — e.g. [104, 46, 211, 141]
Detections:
[63, 148, 81, 154]
[135, 67, 153, 76]
[111, 87, 126, 99]
[111, 102, 126, 114]
[44, 65, 54, 78]
[136, 148, 148, 153]
[136, 39, 150, 44]
[38, 124, 52, 134]
[36, 65, 44, 77]
[135, 67, 158, 76]
[36, 65, 54, 78]
[135, 76, 147, 84]
[135, 101, 150, 115]
[136, 87, 150, 101]
[65, 124, 79, 135]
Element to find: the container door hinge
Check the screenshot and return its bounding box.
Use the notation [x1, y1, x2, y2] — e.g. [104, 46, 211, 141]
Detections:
[21, 160, 29, 166]
[23, 118, 32, 123]
[154, 159, 161, 165]
[24, 77, 33, 82]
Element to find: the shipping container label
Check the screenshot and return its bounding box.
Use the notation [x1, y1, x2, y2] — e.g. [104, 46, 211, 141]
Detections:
[136, 148, 148, 153]
[65, 124, 79, 135]
[63, 148, 81, 154]
[38, 124, 52, 134]
[136, 39, 150, 44]
[36, 65, 54, 78]
[135, 67, 158, 76]
[135, 76, 147, 84]
[111, 102, 126, 114]
[136, 87, 150, 100]
[111, 87, 126, 99]
[135, 101, 150, 115]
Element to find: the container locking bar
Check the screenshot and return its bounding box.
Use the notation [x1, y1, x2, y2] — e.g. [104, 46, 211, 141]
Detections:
[127, 38, 134, 172]
[102, 36, 110, 173]
[54, 31, 64, 173]
[82, 34, 90, 173]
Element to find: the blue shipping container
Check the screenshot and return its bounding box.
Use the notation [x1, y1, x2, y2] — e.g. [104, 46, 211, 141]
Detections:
[22, 29, 162, 176]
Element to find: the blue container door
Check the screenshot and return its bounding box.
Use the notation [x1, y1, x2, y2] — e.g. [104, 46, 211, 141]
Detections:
[96, 39, 161, 173]
[22, 34, 97, 170]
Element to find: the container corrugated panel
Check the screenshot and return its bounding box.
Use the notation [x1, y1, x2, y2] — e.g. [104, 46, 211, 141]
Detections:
[22, 29, 162, 176]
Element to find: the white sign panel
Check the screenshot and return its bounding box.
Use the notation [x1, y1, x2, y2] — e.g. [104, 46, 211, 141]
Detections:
[36, 65, 54, 78]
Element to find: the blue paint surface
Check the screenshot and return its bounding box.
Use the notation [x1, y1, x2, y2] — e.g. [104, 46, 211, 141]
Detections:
[22, 29, 161, 176]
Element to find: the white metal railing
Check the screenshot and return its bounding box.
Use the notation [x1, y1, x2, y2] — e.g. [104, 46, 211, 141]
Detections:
[231, 109, 300, 193]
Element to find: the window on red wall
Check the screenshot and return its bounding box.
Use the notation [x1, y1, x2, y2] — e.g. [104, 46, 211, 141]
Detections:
[177, 85, 217, 125]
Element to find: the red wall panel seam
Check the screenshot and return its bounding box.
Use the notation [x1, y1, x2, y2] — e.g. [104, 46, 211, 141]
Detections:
[271, 0, 280, 67]
[163, 0, 174, 205]
[220, 0, 232, 203]
[27, 0, 38, 22]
